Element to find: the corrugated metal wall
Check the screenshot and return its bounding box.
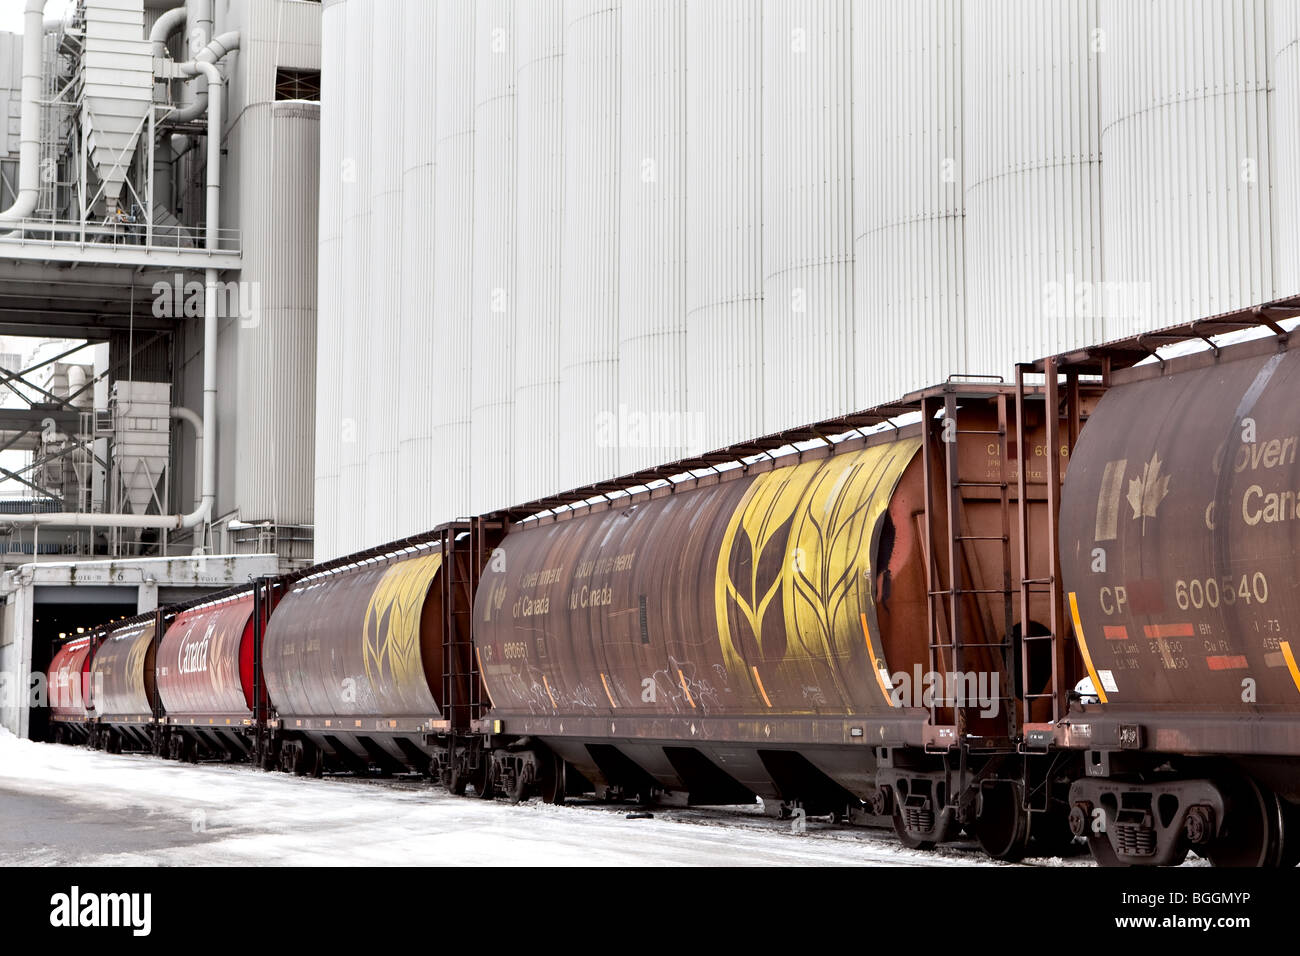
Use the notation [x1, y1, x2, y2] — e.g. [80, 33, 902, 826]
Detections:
[964, 0, 1103, 372]
[853, 0, 965, 406]
[317, 0, 1300, 557]
[470, 0, 517, 514]
[427, 0, 475, 534]
[617, 0, 687, 473]
[512, 0, 564, 504]
[365, 2, 404, 544]
[396, 0, 438, 538]
[313, 0, 346, 559]
[1101, 0, 1274, 331]
[558, 0, 621, 493]
[684, 0, 764, 455]
[762, 0, 855, 432]
[336, 1, 373, 552]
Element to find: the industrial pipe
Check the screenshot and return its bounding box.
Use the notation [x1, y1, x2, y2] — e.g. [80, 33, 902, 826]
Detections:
[149, 5, 187, 59]
[166, 2, 219, 124]
[0, 0, 48, 228]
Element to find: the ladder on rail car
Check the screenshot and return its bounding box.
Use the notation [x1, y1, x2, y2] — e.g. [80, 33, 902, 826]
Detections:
[920, 385, 1019, 742]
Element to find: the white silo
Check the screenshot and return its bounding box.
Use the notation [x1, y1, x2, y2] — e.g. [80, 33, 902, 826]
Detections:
[314, 0, 347, 558]
[397, 0, 439, 538]
[364, 1, 405, 546]
[617, 0, 687, 473]
[1100, 0, 1274, 331]
[964, 0, 1104, 372]
[471, 0, 517, 514]
[337, 1, 374, 556]
[513, 0, 565, 503]
[853, 0, 965, 406]
[763, 0, 854, 432]
[559, 0, 621, 490]
[685, 0, 764, 454]
[429, 0, 475, 524]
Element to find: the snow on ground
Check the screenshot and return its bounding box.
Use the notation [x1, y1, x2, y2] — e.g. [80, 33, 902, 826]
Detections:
[0, 728, 1072, 866]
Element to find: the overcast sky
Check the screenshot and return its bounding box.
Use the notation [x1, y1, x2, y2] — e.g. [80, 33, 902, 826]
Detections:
[0, 1, 74, 37]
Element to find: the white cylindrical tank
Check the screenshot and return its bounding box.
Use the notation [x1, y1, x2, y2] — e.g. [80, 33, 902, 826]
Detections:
[364, 2, 405, 546]
[763, 0, 854, 431]
[471, 0, 516, 514]
[1273, 0, 1300, 296]
[336, 1, 374, 557]
[685, 0, 764, 455]
[397, 0, 438, 538]
[559, 0, 621, 490]
[964, 0, 1103, 373]
[617, 0, 687, 472]
[235, 101, 321, 532]
[314, 0, 347, 559]
[513, 0, 564, 504]
[1101, 0, 1274, 331]
[429, 0, 475, 525]
[853, 0, 965, 405]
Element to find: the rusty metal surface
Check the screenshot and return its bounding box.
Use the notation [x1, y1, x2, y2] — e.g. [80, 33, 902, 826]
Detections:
[1061, 345, 1300, 713]
[476, 436, 927, 721]
[263, 551, 444, 717]
[90, 621, 157, 718]
[48, 638, 92, 719]
[157, 596, 256, 717]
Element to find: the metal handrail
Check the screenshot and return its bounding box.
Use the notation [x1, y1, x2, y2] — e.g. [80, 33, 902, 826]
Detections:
[0, 217, 240, 254]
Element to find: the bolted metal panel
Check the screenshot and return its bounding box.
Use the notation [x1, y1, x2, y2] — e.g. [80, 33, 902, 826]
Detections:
[336, 1, 375, 556]
[617, 0, 688, 473]
[1100, 0, 1274, 332]
[314, 0, 348, 559]
[428, 0, 476, 528]
[471, 0, 517, 515]
[558, 0, 621, 492]
[364, 2, 406, 546]
[853, 0, 965, 406]
[964, 0, 1103, 376]
[685, 0, 764, 455]
[236, 101, 320, 528]
[156, 596, 256, 716]
[513, 0, 565, 505]
[1274, 0, 1300, 296]
[763, 0, 854, 432]
[397, 0, 439, 538]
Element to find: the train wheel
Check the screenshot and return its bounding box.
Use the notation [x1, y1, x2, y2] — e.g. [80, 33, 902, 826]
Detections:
[508, 765, 531, 804]
[447, 764, 468, 796]
[476, 761, 495, 800]
[973, 783, 1031, 862]
[1208, 776, 1285, 868]
[540, 756, 566, 806]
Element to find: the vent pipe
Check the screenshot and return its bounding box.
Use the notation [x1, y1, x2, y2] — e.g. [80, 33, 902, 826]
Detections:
[0, 0, 47, 228]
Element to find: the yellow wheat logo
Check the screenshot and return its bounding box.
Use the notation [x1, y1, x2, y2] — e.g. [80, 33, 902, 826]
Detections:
[363, 553, 442, 695]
